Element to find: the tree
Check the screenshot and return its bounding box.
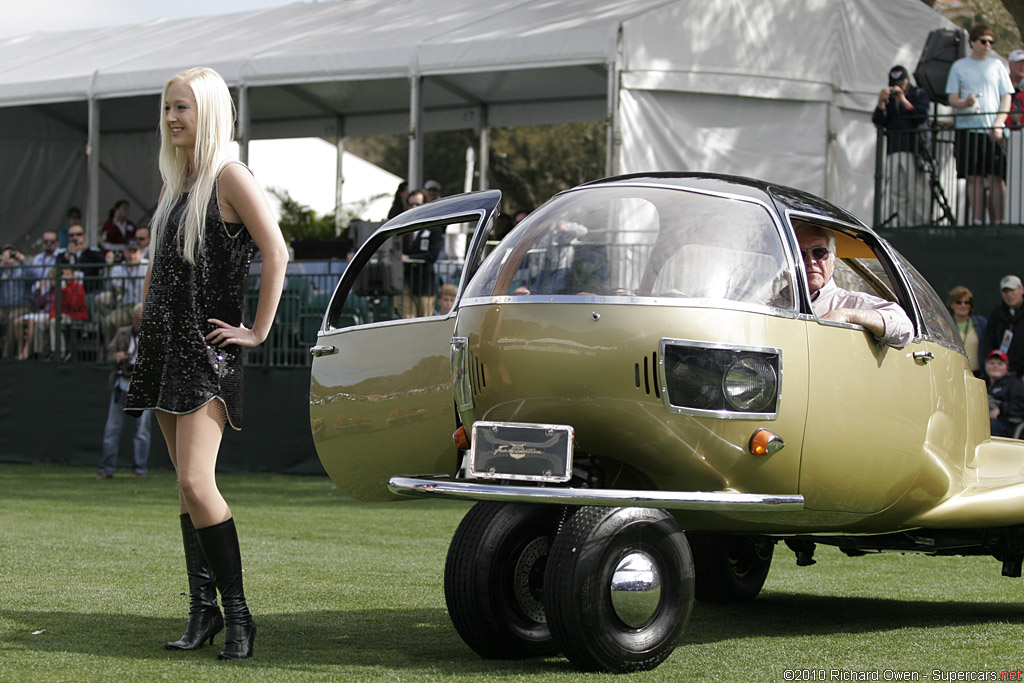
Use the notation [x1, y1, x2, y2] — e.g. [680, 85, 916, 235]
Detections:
[937, 0, 1024, 51]
[346, 122, 606, 216]
[1002, 0, 1024, 42]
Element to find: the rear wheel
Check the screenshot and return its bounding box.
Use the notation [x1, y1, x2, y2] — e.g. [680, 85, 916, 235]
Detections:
[688, 533, 774, 602]
[444, 502, 564, 659]
[544, 506, 694, 673]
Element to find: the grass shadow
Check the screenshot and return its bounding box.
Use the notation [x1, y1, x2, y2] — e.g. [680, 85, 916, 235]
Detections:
[3, 593, 1023, 672]
[684, 592, 1024, 644]
[0, 607, 573, 674]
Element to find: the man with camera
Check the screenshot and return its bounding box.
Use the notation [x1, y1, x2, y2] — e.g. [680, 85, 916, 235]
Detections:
[873, 64, 930, 226]
[94, 303, 152, 479]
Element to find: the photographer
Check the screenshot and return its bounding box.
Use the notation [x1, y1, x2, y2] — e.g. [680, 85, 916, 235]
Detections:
[94, 303, 151, 479]
[872, 64, 930, 226]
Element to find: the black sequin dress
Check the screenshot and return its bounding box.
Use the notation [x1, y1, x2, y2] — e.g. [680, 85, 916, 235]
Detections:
[125, 177, 255, 430]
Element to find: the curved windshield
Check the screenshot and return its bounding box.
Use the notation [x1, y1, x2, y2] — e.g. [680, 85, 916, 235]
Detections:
[463, 186, 794, 309]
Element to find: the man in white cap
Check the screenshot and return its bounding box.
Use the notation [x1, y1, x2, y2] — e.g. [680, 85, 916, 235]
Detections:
[1009, 49, 1024, 128]
[985, 274, 1024, 376]
[424, 179, 442, 203]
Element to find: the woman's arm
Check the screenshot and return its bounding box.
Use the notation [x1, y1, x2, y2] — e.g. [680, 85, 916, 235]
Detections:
[210, 163, 288, 348]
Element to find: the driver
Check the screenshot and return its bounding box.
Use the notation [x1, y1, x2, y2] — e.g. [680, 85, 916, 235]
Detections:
[796, 224, 913, 349]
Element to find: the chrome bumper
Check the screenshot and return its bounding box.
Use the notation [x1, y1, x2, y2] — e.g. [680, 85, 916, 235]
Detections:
[388, 477, 804, 511]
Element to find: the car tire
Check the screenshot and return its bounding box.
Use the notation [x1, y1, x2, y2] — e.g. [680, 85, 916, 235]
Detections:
[688, 533, 774, 602]
[444, 502, 564, 659]
[544, 506, 694, 673]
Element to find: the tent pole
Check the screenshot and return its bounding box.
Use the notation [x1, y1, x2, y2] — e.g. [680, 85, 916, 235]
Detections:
[408, 74, 423, 190]
[86, 97, 100, 243]
[237, 85, 250, 165]
[335, 116, 345, 235]
[478, 106, 489, 191]
[605, 59, 620, 177]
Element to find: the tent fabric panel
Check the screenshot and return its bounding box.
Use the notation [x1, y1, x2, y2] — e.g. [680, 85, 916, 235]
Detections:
[617, 88, 829, 201]
[0, 109, 86, 251]
[620, 0, 843, 100]
[620, 0, 950, 103]
[97, 132, 164, 226]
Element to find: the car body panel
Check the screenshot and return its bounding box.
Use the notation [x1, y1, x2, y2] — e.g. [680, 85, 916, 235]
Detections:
[309, 173, 1024, 536]
[454, 301, 809, 498]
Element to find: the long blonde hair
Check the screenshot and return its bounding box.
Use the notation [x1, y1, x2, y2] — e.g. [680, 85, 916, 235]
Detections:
[150, 67, 235, 264]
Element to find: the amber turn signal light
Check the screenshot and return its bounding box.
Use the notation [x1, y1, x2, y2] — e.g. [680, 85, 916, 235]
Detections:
[453, 425, 471, 451]
[749, 428, 784, 456]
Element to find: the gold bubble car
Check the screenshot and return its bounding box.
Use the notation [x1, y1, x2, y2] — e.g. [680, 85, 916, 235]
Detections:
[309, 173, 1020, 673]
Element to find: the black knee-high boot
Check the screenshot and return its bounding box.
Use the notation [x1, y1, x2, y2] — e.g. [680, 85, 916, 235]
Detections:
[195, 517, 256, 659]
[165, 513, 224, 650]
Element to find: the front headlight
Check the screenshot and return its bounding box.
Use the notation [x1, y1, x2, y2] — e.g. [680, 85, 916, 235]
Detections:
[723, 356, 777, 412]
[662, 340, 780, 418]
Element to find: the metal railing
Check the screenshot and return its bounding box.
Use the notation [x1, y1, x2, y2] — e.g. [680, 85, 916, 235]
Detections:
[1, 259, 465, 368]
[873, 112, 1024, 228]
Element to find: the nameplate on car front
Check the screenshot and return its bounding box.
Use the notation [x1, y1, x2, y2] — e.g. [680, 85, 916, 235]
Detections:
[469, 422, 574, 483]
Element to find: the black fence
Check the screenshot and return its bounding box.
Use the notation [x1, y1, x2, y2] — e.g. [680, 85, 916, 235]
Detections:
[1, 258, 465, 368]
[874, 112, 1024, 229]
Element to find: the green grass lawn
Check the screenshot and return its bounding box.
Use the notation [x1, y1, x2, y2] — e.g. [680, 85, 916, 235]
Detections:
[1, 463, 1023, 682]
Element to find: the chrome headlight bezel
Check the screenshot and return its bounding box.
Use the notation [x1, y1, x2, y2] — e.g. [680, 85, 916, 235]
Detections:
[659, 338, 781, 420]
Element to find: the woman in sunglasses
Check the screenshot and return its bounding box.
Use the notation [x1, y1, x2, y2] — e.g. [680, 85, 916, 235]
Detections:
[124, 67, 288, 659]
[947, 285, 987, 377]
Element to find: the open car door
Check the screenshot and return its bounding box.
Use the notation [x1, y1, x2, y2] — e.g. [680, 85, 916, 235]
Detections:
[309, 191, 501, 501]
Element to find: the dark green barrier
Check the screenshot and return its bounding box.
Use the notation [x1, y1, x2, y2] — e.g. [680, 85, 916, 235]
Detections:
[0, 361, 321, 474]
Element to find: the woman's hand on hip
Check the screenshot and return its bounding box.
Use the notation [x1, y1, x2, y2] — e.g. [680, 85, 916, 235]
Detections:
[206, 317, 265, 347]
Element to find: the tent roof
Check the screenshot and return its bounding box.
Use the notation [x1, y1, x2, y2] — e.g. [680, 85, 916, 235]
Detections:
[0, 0, 952, 137]
[0, 0, 662, 137]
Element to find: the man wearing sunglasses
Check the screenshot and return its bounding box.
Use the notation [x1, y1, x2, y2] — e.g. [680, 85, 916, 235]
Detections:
[795, 224, 913, 349]
[58, 225, 107, 293]
[946, 24, 1014, 225]
[26, 230, 63, 281]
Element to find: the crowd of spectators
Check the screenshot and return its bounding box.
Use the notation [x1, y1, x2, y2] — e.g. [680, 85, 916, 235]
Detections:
[948, 275, 1024, 439]
[873, 23, 1024, 227]
[0, 199, 148, 362]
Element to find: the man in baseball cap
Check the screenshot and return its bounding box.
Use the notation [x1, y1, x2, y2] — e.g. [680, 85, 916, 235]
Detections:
[985, 347, 1024, 436]
[872, 64, 930, 226]
[985, 275, 1024, 376]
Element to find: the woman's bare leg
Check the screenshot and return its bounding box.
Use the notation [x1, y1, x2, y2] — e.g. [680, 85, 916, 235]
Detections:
[155, 410, 188, 514]
[173, 401, 230, 528]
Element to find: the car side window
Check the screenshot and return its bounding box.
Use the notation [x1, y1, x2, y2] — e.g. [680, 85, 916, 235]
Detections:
[893, 251, 962, 349]
[329, 225, 461, 329]
[800, 223, 917, 335]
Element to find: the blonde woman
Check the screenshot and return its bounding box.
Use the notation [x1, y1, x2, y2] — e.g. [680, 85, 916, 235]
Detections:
[125, 67, 288, 659]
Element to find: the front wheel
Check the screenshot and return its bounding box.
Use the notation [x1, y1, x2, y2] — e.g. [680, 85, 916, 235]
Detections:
[544, 506, 694, 673]
[444, 502, 565, 659]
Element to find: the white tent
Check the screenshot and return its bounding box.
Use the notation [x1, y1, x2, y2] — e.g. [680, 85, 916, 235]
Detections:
[617, 0, 953, 218]
[0, 0, 953, 248]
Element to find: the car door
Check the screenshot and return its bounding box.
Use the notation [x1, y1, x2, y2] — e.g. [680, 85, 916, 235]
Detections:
[797, 223, 935, 515]
[309, 190, 501, 501]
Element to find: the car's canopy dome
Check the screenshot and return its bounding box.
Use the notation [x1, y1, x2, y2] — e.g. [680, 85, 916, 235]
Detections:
[464, 180, 796, 310]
